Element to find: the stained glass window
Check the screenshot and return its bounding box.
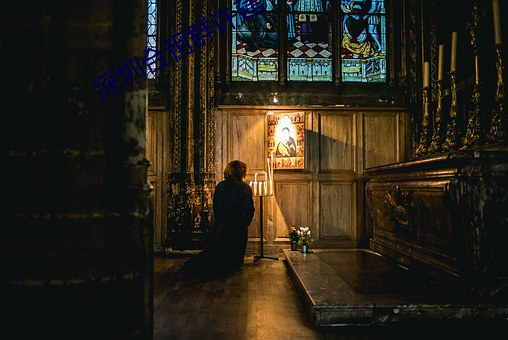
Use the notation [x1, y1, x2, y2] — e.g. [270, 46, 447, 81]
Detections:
[232, 0, 279, 81]
[287, 0, 333, 81]
[340, 0, 386, 82]
[147, 0, 158, 79]
[230, 0, 387, 84]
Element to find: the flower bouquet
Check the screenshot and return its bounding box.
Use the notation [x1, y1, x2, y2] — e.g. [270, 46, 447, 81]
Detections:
[297, 227, 314, 253]
[288, 226, 299, 250]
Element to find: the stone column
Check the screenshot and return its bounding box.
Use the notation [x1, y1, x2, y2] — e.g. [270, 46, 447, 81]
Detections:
[1, 0, 151, 337]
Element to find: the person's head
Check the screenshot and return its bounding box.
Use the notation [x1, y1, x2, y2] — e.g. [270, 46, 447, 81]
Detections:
[223, 160, 248, 181]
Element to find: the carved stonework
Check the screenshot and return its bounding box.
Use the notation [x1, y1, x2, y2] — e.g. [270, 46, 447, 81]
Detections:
[385, 186, 414, 231]
[367, 149, 508, 301]
[449, 157, 508, 297]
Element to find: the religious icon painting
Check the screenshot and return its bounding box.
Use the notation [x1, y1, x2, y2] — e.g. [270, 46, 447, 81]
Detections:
[267, 112, 305, 170]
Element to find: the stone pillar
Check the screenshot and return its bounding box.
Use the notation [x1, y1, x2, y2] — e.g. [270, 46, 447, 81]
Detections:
[1, 1, 151, 338]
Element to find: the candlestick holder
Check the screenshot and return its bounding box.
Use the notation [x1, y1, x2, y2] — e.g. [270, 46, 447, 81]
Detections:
[461, 3, 482, 150]
[429, 80, 444, 153]
[442, 71, 458, 151]
[461, 58, 482, 150]
[487, 44, 505, 143]
[415, 86, 430, 157]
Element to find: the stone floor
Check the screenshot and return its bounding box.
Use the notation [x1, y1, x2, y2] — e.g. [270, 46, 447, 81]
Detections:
[284, 248, 508, 327]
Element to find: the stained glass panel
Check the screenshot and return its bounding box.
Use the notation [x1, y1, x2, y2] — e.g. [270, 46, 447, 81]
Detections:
[286, 0, 333, 81]
[232, 0, 279, 81]
[147, 0, 158, 79]
[340, 0, 386, 82]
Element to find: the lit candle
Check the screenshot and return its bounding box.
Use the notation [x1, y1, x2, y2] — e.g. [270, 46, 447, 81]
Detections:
[258, 181, 262, 196]
[438, 44, 444, 81]
[263, 181, 267, 195]
[423, 61, 430, 88]
[254, 172, 258, 182]
[493, 0, 502, 45]
[450, 32, 457, 72]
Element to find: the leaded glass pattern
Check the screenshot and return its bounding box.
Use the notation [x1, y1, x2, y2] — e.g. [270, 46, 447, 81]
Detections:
[230, 0, 387, 83]
[147, 0, 158, 79]
[232, 0, 279, 81]
[340, 0, 386, 82]
[286, 0, 333, 81]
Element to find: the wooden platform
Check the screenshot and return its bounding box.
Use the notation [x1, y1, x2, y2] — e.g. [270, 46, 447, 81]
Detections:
[284, 248, 508, 327]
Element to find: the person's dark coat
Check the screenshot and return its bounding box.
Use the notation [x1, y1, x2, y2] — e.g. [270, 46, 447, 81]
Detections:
[181, 178, 255, 276]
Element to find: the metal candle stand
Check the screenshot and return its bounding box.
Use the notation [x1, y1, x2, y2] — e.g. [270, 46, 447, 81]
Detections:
[487, 43, 505, 143]
[442, 71, 458, 151]
[415, 86, 430, 157]
[461, 0, 482, 150]
[249, 165, 278, 262]
[253, 193, 278, 263]
[429, 80, 443, 154]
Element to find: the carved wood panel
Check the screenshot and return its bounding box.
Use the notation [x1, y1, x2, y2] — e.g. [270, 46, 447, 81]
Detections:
[319, 182, 355, 238]
[274, 182, 311, 238]
[230, 112, 266, 172]
[146, 109, 168, 252]
[146, 112, 158, 177]
[248, 197, 261, 239]
[319, 113, 355, 172]
[363, 113, 398, 169]
[216, 107, 408, 248]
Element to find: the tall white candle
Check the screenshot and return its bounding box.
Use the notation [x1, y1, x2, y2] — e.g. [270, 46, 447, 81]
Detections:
[450, 32, 457, 72]
[270, 155, 274, 195]
[267, 158, 271, 182]
[254, 172, 258, 182]
[493, 0, 502, 45]
[423, 61, 430, 88]
[438, 44, 444, 81]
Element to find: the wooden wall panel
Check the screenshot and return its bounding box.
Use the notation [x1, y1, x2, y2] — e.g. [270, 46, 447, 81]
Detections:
[248, 197, 261, 238]
[215, 107, 408, 248]
[230, 112, 265, 172]
[146, 110, 168, 252]
[363, 114, 397, 169]
[146, 112, 157, 176]
[274, 182, 311, 238]
[320, 113, 355, 172]
[320, 182, 354, 238]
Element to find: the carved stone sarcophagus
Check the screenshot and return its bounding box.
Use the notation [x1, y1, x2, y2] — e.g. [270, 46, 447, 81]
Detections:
[366, 148, 508, 300]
